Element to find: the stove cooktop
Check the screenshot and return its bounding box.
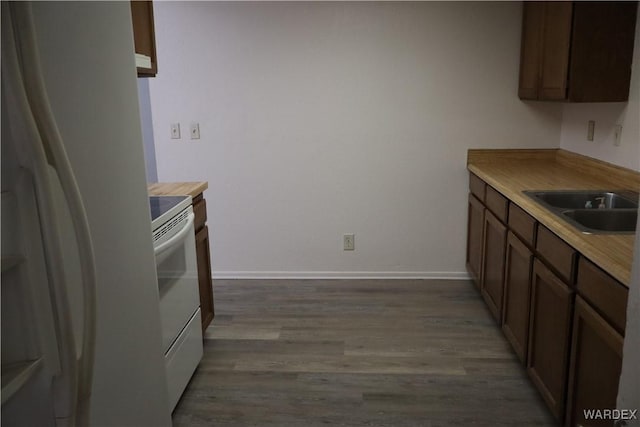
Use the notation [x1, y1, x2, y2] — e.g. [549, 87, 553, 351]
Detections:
[149, 195, 191, 231]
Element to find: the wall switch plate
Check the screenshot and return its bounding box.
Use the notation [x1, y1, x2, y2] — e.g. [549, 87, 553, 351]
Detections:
[613, 124, 622, 146]
[190, 123, 200, 140]
[587, 120, 595, 141]
[171, 123, 181, 139]
[343, 234, 355, 251]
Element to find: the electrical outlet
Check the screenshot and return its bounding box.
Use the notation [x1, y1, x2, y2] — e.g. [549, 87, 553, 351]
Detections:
[614, 124, 622, 146]
[190, 123, 200, 140]
[343, 234, 355, 251]
[171, 123, 181, 139]
[587, 120, 595, 141]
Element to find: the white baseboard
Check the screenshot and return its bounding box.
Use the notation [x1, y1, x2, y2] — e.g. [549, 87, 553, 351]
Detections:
[212, 271, 471, 280]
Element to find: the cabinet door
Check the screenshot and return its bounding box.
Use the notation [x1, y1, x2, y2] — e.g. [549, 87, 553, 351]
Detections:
[480, 210, 507, 323]
[518, 2, 545, 100]
[527, 259, 574, 422]
[130, 1, 158, 77]
[466, 193, 485, 289]
[501, 232, 533, 364]
[539, 1, 572, 100]
[196, 225, 215, 333]
[565, 297, 623, 427]
[568, 2, 638, 102]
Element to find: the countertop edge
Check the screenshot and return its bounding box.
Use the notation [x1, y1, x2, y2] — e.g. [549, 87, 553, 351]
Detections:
[148, 182, 209, 199]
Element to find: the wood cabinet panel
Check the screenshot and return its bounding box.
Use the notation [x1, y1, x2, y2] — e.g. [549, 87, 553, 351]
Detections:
[536, 226, 576, 284]
[485, 186, 508, 223]
[508, 204, 537, 247]
[518, 2, 545, 100]
[527, 259, 574, 422]
[196, 226, 215, 332]
[480, 210, 507, 323]
[518, 1, 637, 102]
[130, 1, 158, 77]
[193, 196, 207, 233]
[469, 173, 486, 202]
[565, 296, 623, 427]
[539, 1, 572, 100]
[568, 2, 638, 102]
[576, 258, 628, 335]
[502, 232, 533, 364]
[467, 194, 485, 289]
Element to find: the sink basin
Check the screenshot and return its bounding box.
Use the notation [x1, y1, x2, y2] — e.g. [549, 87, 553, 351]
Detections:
[523, 190, 638, 234]
[561, 209, 638, 234]
[524, 190, 638, 209]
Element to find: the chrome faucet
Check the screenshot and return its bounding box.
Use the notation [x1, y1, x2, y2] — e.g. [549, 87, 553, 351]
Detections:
[595, 197, 606, 209]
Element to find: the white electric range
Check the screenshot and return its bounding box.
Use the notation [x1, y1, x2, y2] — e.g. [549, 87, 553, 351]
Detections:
[149, 196, 203, 411]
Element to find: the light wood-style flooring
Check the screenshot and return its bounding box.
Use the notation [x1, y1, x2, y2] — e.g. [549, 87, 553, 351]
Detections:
[172, 279, 555, 426]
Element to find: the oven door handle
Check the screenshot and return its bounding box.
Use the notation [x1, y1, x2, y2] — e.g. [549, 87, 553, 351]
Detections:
[154, 212, 195, 257]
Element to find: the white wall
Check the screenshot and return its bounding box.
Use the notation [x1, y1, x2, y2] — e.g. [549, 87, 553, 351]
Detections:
[560, 6, 640, 171]
[150, 1, 562, 277]
[138, 79, 159, 182]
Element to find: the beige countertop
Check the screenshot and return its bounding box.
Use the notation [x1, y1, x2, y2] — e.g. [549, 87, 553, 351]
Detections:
[467, 149, 639, 287]
[148, 182, 208, 199]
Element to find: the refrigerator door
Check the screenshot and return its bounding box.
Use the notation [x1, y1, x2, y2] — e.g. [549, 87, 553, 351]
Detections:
[30, 2, 172, 425]
[2, 2, 172, 426]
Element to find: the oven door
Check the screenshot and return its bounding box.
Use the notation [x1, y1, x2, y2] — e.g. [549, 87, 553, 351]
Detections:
[155, 211, 199, 354]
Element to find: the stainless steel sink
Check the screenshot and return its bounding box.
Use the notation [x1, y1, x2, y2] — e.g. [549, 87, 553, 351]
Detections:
[561, 209, 638, 234]
[524, 190, 639, 234]
[524, 190, 638, 210]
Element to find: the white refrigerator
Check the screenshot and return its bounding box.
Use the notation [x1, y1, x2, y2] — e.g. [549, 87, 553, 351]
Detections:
[2, 2, 172, 426]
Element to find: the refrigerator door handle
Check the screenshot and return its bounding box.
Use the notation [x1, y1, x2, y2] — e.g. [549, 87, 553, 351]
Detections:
[154, 213, 195, 258]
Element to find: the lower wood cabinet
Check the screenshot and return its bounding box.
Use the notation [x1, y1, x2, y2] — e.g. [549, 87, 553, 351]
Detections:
[196, 225, 215, 332]
[192, 194, 215, 333]
[501, 231, 533, 364]
[466, 193, 485, 288]
[480, 210, 507, 323]
[565, 296, 624, 427]
[465, 172, 631, 426]
[527, 259, 574, 422]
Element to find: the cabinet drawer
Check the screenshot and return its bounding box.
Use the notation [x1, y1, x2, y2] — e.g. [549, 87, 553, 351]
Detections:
[486, 186, 508, 223]
[576, 258, 628, 335]
[165, 308, 203, 411]
[193, 197, 207, 233]
[508, 204, 537, 247]
[536, 226, 576, 284]
[469, 173, 486, 202]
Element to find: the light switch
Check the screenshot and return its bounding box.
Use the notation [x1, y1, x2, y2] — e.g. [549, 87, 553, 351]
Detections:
[614, 125, 622, 146]
[190, 123, 200, 140]
[587, 120, 595, 141]
[170, 123, 181, 139]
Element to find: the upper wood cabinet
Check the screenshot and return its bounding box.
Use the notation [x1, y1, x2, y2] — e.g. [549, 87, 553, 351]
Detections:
[518, 1, 638, 102]
[130, 1, 158, 77]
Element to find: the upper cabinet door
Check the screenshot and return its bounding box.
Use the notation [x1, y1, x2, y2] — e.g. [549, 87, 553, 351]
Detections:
[568, 1, 638, 102]
[518, 2, 545, 100]
[131, 1, 158, 77]
[538, 2, 572, 100]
